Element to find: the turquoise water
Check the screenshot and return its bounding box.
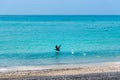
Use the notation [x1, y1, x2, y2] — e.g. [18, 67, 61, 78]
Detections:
[0, 15, 120, 68]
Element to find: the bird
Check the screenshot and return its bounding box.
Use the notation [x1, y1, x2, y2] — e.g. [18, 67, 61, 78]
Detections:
[55, 45, 61, 51]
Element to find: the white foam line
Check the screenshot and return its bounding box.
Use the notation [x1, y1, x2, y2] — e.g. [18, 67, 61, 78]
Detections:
[1, 62, 120, 72]
[0, 68, 8, 72]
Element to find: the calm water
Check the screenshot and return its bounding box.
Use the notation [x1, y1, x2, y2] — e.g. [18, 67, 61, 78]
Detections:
[0, 15, 120, 68]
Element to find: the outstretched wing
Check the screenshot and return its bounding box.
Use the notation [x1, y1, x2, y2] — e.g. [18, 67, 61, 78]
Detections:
[55, 45, 58, 49]
[58, 45, 61, 48]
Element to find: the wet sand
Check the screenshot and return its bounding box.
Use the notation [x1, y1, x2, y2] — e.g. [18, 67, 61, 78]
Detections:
[10, 72, 120, 80]
[0, 63, 120, 80]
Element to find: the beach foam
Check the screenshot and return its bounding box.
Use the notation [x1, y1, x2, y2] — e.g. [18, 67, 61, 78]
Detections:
[1, 62, 120, 72]
[0, 68, 8, 72]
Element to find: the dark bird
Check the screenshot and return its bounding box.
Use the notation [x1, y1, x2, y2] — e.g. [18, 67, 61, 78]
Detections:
[55, 45, 61, 51]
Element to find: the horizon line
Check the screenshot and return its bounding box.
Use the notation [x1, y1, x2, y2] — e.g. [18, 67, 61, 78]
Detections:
[0, 14, 120, 16]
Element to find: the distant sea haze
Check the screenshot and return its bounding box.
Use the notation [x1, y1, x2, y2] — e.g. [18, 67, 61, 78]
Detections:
[0, 15, 120, 68]
[0, 15, 120, 21]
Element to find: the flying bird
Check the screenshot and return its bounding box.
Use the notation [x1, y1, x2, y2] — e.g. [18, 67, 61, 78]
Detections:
[55, 45, 61, 51]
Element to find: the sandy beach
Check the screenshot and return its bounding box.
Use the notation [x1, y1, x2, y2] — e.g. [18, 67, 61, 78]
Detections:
[0, 62, 120, 80]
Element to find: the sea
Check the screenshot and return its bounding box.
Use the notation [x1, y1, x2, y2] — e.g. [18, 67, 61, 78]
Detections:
[0, 15, 120, 69]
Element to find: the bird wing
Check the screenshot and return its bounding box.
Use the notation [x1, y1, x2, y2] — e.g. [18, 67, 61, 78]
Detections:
[58, 45, 61, 48]
[55, 45, 58, 49]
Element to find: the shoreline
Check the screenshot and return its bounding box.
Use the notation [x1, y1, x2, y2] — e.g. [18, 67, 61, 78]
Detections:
[0, 62, 120, 79]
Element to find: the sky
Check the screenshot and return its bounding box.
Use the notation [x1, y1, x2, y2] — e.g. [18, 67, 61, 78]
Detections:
[0, 0, 120, 15]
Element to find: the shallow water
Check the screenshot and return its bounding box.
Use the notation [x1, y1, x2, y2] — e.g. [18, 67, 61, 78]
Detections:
[0, 15, 120, 68]
[0, 50, 120, 68]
